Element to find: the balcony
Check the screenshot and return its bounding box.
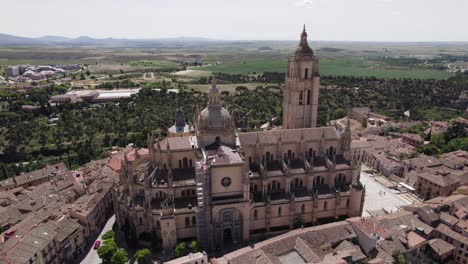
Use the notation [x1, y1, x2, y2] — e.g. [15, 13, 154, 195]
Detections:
[291, 187, 309, 198]
[172, 168, 196, 182]
[268, 190, 288, 201]
[174, 196, 197, 209]
[266, 160, 283, 172]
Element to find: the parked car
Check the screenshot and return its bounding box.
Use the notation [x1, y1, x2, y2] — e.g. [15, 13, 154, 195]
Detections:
[93, 240, 101, 250]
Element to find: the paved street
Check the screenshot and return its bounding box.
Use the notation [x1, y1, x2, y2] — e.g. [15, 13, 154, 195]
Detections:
[81, 215, 116, 264]
[360, 170, 412, 216]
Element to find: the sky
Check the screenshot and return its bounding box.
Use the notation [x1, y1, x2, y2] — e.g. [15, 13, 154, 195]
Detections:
[1, 0, 467, 42]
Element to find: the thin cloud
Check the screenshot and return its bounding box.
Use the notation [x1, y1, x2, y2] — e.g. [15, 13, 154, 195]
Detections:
[294, 0, 315, 8]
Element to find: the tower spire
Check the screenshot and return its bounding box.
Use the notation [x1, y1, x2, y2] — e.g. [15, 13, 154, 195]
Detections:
[208, 75, 221, 108]
[300, 25, 308, 45]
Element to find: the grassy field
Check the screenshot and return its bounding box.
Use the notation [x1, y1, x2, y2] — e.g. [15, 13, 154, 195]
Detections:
[197, 58, 455, 79]
[129, 60, 178, 70]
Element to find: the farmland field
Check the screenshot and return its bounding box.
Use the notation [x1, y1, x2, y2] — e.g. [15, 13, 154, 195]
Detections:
[1, 40, 467, 80]
[197, 58, 455, 79]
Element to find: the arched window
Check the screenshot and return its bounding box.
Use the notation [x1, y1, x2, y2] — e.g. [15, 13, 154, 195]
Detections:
[305, 68, 309, 79]
[192, 216, 196, 225]
[192, 189, 196, 196]
[181, 190, 186, 197]
[307, 90, 311, 104]
[249, 156, 252, 164]
[185, 217, 190, 227]
[178, 160, 182, 168]
[250, 183, 258, 193]
[329, 146, 335, 156]
[308, 148, 313, 159]
[183, 157, 188, 169]
[189, 159, 193, 168]
[266, 151, 271, 161]
[278, 207, 282, 216]
[314, 176, 325, 187]
[270, 180, 280, 191]
[324, 202, 328, 210]
[301, 204, 305, 213]
[157, 221, 160, 227]
[299, 91, 303, 105]
[139, 217, 143, 224]
[288, 150, 292, 160]
[254, 209, 258, 220]
[335, 174, 346, 185]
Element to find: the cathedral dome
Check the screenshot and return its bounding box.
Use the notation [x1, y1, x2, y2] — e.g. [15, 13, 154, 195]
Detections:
[197, 77, 232, 131]
[198, 106, 232, 130]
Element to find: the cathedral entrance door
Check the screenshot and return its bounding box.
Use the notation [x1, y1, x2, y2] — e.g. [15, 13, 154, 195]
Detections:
[223, 228, 232, 244]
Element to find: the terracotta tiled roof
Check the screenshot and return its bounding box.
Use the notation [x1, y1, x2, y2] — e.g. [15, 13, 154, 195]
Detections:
[440, 212, 459, 227]
[436, 223, 468, 245]
[158, 136, 196, 151]
[428, 238, 455, 256]
[417, 169, 460, 187]
[406, 231, 426, 249]
[216, 221, 356, 264]
[238, 127, 340, 146]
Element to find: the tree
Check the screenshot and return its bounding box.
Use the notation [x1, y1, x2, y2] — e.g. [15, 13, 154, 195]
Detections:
[189, 240, 198, 253]
[134, 248, 152, 264]
[97, 239, 118, 263]
[445, 121, 466, 141]
[111, 248, 128, 264]
[102, 230, 115, 240]
[174, 242, 186, 258]
[86, 70, 91, 76]
[392, 250, 406, 264]
[80, 72, 86, 80]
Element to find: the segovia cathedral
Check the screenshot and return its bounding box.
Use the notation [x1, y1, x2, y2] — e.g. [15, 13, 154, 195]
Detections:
[113, 27, 365, 251]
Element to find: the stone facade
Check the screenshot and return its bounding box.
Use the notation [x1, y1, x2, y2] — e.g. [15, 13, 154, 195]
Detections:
[113, 27, 365, 251]
[282, 26, 320, 129]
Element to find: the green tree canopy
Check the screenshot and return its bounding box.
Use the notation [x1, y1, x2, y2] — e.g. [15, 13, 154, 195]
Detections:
[174, 242, 186, 258]
[97, 239, 118, 263]
[134, 248, 152, 264]
[102, 230, 115, 240]
[189, 240, 198, 253]
[111, 248, 129, 264]
[392, 250, 406, 264]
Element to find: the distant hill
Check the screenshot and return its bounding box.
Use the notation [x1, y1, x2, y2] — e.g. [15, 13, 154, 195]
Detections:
[0, 33, 217, 47]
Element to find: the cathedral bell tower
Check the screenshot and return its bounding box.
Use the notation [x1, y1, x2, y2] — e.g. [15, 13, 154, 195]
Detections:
[282, 25, 320, 129]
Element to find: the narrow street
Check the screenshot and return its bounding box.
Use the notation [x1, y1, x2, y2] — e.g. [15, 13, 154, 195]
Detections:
[80, 215, 116, 264]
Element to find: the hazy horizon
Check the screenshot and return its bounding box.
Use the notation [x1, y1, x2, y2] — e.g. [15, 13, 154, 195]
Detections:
[1, 0, 467, 42]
